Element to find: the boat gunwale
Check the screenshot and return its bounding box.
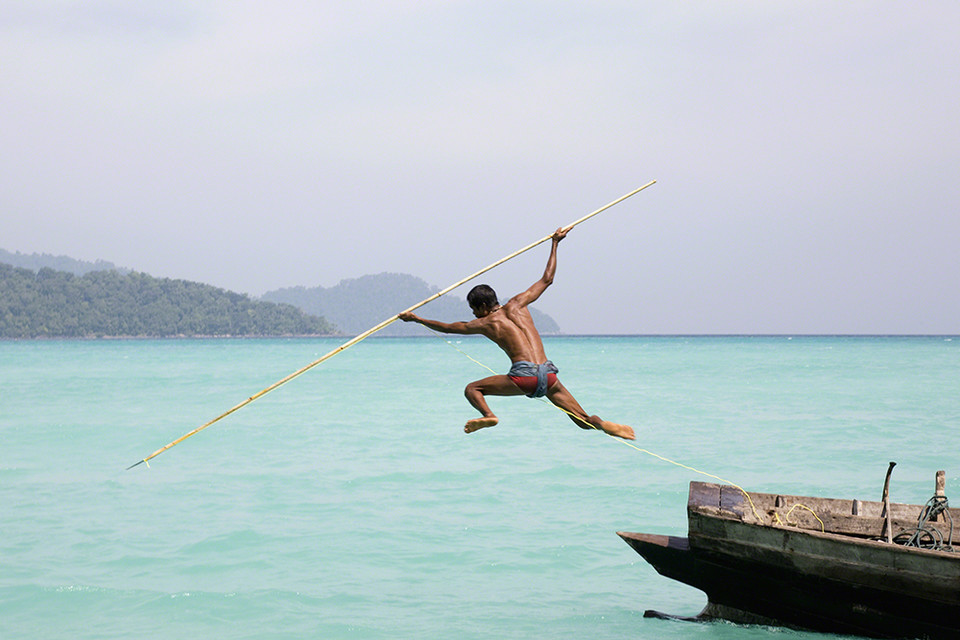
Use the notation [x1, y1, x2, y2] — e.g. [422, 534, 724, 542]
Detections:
[687, 480, 960, 554]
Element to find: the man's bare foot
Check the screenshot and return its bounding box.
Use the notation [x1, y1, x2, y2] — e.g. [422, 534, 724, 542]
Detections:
[600, 420, 635, 440]
[585, 416, 635, 439]
[465, 416, 498, 433]
[586, 415, 635, 440]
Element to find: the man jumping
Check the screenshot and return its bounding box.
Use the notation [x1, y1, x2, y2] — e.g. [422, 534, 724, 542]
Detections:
[399, 226, 635, 440]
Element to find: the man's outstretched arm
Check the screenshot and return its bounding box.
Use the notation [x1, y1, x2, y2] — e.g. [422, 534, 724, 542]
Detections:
[398, 312, 481, 334]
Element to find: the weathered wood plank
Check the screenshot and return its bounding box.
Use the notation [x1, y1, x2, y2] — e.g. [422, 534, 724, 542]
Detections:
[688, 481, 721, 510]
[688, 481, 960, 541]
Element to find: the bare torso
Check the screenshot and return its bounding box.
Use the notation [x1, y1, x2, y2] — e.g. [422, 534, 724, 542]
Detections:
[477, 298, 548, 364]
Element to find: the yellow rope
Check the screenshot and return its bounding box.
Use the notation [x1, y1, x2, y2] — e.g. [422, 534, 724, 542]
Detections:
[429, 330, 766, 523]
[436, 336, 499, 375]
[599, 433, 765, 523]
[785, 503, 826, 533]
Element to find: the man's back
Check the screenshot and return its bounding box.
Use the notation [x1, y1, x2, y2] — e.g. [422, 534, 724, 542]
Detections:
[476, 297, 548, 364]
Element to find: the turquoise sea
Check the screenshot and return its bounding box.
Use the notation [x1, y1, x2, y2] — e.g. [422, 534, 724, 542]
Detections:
[2, 335, 958, 639]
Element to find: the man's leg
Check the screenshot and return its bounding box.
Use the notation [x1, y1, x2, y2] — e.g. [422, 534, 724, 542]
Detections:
[463, 375, 525, 433]
[545, 381, 635, 440]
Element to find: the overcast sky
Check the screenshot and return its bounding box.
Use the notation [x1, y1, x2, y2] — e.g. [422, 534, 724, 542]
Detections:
[3, 2, 958, 334]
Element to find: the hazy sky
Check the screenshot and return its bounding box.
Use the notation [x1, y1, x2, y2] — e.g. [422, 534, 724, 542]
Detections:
[3, 2, 958, 334]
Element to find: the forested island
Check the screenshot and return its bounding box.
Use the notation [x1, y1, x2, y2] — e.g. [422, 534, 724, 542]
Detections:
[0, 264, 335, 338]
[1, 250, 559, 339]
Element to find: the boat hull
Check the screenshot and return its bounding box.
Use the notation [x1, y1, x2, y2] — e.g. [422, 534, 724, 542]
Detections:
[619, 481, 960, 639]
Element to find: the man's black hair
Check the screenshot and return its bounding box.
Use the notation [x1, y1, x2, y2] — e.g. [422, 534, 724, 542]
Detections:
[467, 284, 499, 310]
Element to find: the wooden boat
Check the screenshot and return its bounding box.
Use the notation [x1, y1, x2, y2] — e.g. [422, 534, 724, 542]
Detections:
[618, 469, 960, 639]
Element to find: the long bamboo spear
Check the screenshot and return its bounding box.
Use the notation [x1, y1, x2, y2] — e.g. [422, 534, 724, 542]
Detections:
[126, 180, 656, 469]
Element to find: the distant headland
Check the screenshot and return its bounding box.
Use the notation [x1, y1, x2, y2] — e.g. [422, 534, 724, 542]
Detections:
[0, 249, 558, 339]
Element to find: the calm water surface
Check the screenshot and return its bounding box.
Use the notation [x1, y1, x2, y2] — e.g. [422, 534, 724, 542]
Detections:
[2, 336, 957, 639]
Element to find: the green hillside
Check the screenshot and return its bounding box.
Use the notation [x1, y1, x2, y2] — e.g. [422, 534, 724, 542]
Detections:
[0, 264, 335, 338]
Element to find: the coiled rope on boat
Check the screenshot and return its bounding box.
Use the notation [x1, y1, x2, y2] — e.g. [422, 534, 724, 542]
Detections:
[895, 495, 955, 551]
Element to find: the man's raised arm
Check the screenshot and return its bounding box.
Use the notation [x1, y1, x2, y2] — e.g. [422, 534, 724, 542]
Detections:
[512, 227, 569, 307]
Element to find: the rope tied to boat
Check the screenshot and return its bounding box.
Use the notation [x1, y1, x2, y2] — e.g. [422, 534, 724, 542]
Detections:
[895, 495, 955, 552]
[771, 503, 826, 533]
[442, 332, 959, 548]
[429, 329, 767, 523]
